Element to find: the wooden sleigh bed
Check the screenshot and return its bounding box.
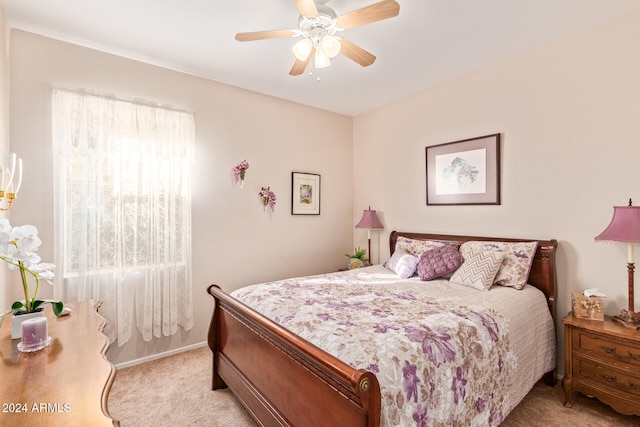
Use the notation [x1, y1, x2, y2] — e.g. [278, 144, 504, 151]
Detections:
[207, 231, 558, 426]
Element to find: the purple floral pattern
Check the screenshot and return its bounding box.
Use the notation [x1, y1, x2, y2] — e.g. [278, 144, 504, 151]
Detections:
[405, 325, 456, 367]
[395, 236, 448, 257]
[231, 267, 548, 427]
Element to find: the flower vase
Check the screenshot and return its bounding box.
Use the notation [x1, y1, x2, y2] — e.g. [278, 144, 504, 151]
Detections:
[348, 258, 364, 270]
[11, 309, 45, 339]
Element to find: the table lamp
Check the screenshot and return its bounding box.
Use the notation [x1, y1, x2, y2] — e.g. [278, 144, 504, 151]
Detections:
[355, 206, 383, 265]
[595, 199, 640, 329]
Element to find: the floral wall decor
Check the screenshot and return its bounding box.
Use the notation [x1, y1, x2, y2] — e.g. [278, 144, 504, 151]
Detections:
[259, 186, 277, 212]
[232, 159, 250, 188]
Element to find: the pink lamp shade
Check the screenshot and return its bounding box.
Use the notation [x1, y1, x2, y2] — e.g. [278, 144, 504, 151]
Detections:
[595, 204, 640, 244]
[355, 207, 383, 266]
[595, 199, 640, 329]
[355, 208, 383, 229]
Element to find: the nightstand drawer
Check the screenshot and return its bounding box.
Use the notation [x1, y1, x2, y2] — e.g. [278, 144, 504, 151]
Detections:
[574, 355, 640, 397]
[572, 329, 640, 369]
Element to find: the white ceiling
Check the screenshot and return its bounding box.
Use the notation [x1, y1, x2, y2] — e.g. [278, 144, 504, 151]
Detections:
[2, 0, 640, 116]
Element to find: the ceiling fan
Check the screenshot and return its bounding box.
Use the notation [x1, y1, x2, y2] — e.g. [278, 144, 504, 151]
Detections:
[235, 0, 400, 76]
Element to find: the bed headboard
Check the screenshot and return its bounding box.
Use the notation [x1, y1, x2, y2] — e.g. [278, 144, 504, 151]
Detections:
[389, 231, 558, 320]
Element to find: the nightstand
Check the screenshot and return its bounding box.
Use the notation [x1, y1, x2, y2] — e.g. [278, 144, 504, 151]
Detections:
[562, 313, 640, 416]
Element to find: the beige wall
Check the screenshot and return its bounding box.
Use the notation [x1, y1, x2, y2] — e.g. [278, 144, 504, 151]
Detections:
[0, 9, 7, 148]
[7, 30, 354, 365]
[0, 9, 9, 311]
[353, 9, 640, 374]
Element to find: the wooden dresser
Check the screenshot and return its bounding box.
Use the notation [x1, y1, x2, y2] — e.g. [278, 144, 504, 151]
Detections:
[0, 301, 119, 426]
[562, 313, 640, 416]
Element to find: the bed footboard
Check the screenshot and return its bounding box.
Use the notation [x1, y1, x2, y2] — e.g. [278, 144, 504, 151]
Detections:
[207, 284, 381, 427]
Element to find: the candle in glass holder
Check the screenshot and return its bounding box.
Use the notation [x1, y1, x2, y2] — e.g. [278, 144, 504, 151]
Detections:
[18, 317, 51, 352]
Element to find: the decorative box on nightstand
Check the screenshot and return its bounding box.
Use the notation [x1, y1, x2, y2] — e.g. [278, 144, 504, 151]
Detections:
[562, 313, 640, 416]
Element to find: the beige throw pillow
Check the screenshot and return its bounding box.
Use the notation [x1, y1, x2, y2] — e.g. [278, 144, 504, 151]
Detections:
[459, 241, 538, 290]
[450, 250, 505, 291]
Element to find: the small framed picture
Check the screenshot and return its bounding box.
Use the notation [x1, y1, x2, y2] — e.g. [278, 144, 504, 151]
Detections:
[291, 172, 320, 215]
[425, 133, 501, 205]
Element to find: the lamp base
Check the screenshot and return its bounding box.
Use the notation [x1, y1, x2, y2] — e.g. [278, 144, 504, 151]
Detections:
[612, 309, 640, 329]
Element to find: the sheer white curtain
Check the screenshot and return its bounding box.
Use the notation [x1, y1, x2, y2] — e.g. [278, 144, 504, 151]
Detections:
[52, 89, 194, 346]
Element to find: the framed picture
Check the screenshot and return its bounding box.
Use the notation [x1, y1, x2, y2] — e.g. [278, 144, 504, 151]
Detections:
[291, 172, 320, 215]
[425, 133, 501, 205]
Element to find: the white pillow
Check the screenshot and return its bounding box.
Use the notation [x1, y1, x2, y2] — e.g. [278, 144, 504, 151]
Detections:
[450, 250, 505, 291]
[384, 248, 419, 279]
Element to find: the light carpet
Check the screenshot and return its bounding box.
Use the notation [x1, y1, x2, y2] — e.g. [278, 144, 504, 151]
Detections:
[108, 346, 639, 426]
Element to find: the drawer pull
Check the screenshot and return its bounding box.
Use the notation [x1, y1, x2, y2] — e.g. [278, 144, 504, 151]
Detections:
[601, 377, 640, 391]
[601, 346, 640, 361]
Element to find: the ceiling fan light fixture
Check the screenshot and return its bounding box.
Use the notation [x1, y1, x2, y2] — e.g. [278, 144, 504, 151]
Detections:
[236, 0, 400, 76]
[320, 35, 341, 58]
[292, 38, 313, 61]
[314, 48, 331, 69]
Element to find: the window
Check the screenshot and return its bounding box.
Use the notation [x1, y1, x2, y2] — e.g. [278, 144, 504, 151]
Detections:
[52, 89, 194, 346]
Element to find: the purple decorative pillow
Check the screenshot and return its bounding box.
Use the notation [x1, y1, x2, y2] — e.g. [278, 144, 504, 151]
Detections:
[417, 244, 463, 281]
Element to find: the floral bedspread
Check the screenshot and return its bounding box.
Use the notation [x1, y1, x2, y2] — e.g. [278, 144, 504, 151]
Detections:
[231, 266, 555, 427]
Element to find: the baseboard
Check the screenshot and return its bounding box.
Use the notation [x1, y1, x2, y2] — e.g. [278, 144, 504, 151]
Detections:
[114, 341, 208, 369]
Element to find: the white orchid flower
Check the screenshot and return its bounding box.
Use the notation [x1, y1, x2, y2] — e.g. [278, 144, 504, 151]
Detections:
[12, 251, 41, 265]
[29, 262, 55, 282]
[0, 220, 62, 325]
[0, 219, 12, 254]
[0, 218, 11, 237]
[11, 224, 42, 252]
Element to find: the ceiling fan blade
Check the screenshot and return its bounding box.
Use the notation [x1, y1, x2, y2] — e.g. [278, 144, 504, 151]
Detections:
[235, 29, 297, 42]
[289, 47, 314, 76]
[339, 38, 376, 67]
[337, 0, 400, 29]
[293, 0, 318, 18]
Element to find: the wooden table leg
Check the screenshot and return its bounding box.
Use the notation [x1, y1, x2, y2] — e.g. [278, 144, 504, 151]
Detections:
[562, 376, 573, 408]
